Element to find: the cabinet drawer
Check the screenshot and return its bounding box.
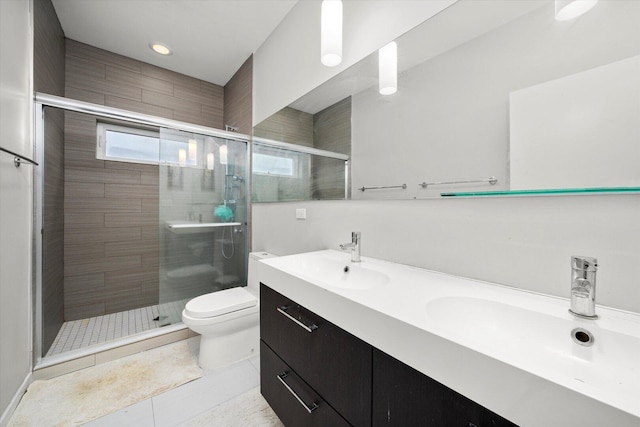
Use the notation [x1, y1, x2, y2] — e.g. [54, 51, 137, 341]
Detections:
[261, 341, 350, 427]
[260, 284, 372, 427]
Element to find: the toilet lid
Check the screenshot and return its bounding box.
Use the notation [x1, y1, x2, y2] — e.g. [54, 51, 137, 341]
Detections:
[184, 287, 257, 319]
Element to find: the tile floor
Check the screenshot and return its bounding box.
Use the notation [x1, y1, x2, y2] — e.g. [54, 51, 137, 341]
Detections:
[81, 337, 280, 427]
[46, 299, 188, 357]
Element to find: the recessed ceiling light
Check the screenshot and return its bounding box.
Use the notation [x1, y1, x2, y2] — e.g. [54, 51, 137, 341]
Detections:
[149, 42, 172, 55]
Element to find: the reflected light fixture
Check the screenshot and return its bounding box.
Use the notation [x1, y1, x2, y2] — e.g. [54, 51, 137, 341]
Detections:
[321, 0, 342, 67]
[379, 42, 397, 95]
[219, 145, 228, 165]
[149, 42, 172, 55]
[555, 0, 598, 21]
[206, 153, 215, 170]
[188, 139, 197, 162]
[178, 148, 187, 166]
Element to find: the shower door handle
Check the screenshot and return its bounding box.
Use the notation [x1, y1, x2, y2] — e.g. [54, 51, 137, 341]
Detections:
[277, 306, 318, 333]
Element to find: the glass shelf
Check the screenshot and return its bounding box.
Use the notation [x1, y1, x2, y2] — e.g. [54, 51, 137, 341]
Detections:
[441, 187, 640, 197]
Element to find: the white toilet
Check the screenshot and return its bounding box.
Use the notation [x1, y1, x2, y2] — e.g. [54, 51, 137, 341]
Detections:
[182, 251, 276, 369]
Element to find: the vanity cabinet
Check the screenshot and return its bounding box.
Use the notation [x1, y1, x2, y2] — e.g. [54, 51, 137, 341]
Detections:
[372, 348, 518, 427]
[260, 283, 517, 427]
[260, 284, 372, 427]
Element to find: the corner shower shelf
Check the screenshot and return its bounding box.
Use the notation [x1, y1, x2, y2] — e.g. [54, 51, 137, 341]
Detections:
[166, 221, 242, 234]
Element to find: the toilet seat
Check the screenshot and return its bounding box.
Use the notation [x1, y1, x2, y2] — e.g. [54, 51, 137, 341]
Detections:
[184, 287, 257, 319]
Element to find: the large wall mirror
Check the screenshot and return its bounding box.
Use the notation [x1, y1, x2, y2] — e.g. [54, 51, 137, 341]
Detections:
[253, 0, 640, 201]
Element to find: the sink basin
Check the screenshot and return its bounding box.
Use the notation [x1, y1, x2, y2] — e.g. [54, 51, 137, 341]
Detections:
[425, 296, 640, 401]
[263, 250, 390, 290]
[260, 249, 640, 423]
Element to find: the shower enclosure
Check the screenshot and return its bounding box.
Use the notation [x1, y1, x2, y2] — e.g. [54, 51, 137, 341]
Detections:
[33, 94, 249, 364]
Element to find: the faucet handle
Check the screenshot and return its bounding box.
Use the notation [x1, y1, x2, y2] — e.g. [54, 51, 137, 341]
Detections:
[571, 256, 598, 271]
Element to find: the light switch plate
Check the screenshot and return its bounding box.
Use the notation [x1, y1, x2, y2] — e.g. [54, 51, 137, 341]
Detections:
[295, 208, 306, 219]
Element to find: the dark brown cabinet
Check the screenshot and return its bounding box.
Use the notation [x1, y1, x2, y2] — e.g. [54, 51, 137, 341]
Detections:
[260, 283, 518, 427]
[372, 348, 518, 427]
[260, 284, 372, 427]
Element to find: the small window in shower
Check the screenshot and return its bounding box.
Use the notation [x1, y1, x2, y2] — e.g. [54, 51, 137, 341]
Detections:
[253, 152, 295, 177]
[97, 122, 160, 164]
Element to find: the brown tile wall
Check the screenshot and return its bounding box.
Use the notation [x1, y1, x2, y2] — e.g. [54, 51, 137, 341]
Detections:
[253, 107, 314, 147]
[64, 40, 226, 320]
[224, 55, 253, 134]
[34, 0, 66, 354]
[312, 97, 352, 199]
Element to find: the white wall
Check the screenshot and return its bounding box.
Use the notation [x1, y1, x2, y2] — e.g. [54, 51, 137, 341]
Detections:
[253, 0, 456, 125]
[253, 195, 640, 313]
[0, 0, 34, 423]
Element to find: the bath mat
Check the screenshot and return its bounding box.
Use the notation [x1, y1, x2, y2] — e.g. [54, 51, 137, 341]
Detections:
[9, 341, 202, 427]
[182, 387, 283, 427]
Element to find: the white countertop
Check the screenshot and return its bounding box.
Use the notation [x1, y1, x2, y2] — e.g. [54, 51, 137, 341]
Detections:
[258, 249, 640, 427]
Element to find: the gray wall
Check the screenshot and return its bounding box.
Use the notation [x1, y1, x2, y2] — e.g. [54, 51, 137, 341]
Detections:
[0, 0, 33, 421]
[34, 0, 66, 356]
[63, 40, 226, 320]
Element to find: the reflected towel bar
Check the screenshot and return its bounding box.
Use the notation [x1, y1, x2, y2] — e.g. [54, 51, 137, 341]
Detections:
[419, 177, 497, 188]
[359, 184, 407, 192]
[0, 146, 39, 167]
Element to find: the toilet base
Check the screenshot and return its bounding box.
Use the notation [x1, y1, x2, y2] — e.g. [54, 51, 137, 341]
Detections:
[197, 323, 259, 370]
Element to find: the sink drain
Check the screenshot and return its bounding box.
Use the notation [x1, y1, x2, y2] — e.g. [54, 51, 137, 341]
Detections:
[571, 328, 594, 347]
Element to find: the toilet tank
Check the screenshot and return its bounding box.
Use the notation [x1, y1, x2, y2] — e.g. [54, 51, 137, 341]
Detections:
[247, 251, 277, 294]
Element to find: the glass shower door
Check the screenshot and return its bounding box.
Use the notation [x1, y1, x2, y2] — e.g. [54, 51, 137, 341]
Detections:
[157, 128, 248, 326]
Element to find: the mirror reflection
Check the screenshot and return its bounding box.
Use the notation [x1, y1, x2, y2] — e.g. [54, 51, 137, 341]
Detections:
[253, 0, 640, 200]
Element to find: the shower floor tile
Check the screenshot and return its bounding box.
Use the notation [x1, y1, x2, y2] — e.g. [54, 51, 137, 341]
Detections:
[45, 299, 189, 358]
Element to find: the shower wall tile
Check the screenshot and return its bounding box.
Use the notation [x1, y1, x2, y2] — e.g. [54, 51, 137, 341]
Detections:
[66, 167, 141, 185]
[65, 86, 106, 105]
[104, 213, 158, 228]
[65, 255, 142, 277]
[103, 95, 174, 120]
[140, 171, 159, 186]
[174, 82, 223, 107]
[224, 55, 253, 134]
[64, 198, 142, 213]
[106, 65, 174, 95]
[64, 213, 105, 229]
[104, 183, 159, 199]
[140, 62, 199, 90]
[65, 182, 105, 197]
[64, 243, 105, 261]
[64, 39, 226, 320]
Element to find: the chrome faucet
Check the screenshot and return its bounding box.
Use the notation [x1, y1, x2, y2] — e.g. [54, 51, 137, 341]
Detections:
[569, 256, 598, 319]
[340, 232, 361, 262]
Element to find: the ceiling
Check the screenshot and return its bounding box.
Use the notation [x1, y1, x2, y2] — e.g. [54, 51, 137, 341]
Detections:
[51, 0, 298, 86]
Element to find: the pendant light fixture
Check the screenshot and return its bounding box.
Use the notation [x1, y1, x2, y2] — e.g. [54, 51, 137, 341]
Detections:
[188, 139, 197, 162]
[379, 42, 397, 95]
[321, 0, 342, 67]
[219, 144, 228, 165]
[555, 0, 598, 21]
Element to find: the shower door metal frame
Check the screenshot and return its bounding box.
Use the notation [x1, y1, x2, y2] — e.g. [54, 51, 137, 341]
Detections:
[32, 93, 251, 366]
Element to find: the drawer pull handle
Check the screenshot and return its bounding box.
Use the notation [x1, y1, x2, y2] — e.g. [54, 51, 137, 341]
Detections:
[277, 371, 319, 413]
[277, 306, 318, 333]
